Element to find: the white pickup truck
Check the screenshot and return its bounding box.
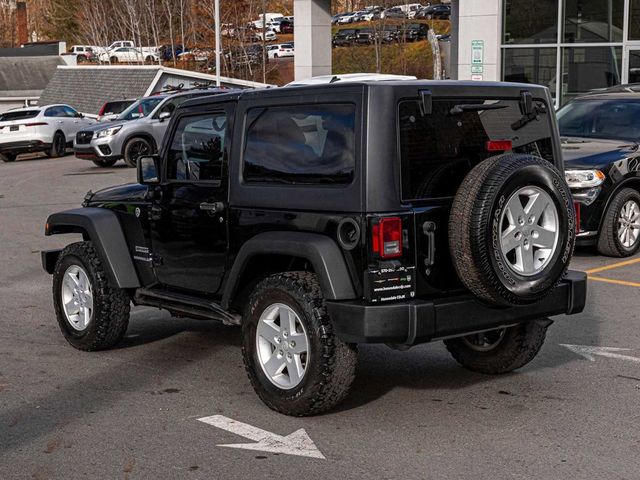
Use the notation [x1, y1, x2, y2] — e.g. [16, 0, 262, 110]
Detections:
[93, 41, 158, 56]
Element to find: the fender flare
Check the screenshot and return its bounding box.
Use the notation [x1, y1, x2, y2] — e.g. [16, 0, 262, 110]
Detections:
[222, 231, 357, 309]
[44, 207, 140, 289]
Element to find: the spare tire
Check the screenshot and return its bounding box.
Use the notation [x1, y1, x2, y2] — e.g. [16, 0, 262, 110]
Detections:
[449, 154, 575, 307]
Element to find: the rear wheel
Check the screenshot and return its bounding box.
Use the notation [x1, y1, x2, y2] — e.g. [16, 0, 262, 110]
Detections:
[123, 137, 152, 168]
[92, 159, 118, 168]
[0, 153, 16, 162]
[110, 56, 118, 64]
[52, 242, 130, 351]
[597, 188, 640, 257]
[48, 132, 66, 158]
[242, 272, 357, 416]
[449, 154, 575, 306]
[444, 319, 552, 374]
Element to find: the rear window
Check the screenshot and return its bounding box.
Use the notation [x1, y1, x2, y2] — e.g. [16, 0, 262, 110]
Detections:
[243, 104, 356, 185]
[398, 98, 554, 200]
[102, 101, 133, 115]
[0, 110, 39, 122]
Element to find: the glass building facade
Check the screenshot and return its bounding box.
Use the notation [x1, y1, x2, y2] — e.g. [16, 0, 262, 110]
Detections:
[501, 0, 640, 105]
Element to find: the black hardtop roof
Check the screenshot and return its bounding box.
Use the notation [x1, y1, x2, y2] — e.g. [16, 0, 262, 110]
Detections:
[178, 80, 552, 110]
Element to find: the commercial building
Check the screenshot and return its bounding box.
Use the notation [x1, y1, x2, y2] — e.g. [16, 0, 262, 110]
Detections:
[452, 0, 639, 106]
[294, 0, 637, 107]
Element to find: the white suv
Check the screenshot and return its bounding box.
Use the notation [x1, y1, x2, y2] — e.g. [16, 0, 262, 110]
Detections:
[0, 105, 95, 162]
[99, 47, 160, 64]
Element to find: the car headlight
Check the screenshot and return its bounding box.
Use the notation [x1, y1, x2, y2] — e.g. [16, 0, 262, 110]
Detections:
[95, 126, 122, 138]
[564, 169, 606, 188]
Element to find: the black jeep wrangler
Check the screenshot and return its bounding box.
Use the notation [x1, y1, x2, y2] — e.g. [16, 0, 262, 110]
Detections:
[42, 81, 587, 416]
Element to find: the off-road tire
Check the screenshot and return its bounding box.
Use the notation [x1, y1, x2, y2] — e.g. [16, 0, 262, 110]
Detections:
[48, 132, 66, 158]
[444, 319, 551, 374]
[123, 137, 152, 168]
[92, 159, 118, 168]
[52, 241, 130, 351]
[449, 154, 575, 307]
[0, 153, 16, 162]
[597, 188, 640, 257]
[242, 272, 358, 416]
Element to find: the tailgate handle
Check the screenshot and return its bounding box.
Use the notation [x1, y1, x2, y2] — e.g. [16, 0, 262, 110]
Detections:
[423, 221, 436, 269]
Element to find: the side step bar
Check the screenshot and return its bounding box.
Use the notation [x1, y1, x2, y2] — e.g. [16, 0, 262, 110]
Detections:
[134, 288, 241, 325]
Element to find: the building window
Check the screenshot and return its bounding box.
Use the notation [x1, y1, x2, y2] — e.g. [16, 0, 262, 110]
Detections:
[503, 0, 559, 44]
[563, 0, 624, 43]
[561, 46, 622, 104]
[629, 0, 640, 40]
[503, 48, 558, 96]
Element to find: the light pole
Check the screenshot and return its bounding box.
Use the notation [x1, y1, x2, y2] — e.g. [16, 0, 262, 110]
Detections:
[215, 0, 221, 86]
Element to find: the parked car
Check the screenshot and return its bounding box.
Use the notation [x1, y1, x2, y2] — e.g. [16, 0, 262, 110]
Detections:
[396, 23, 429, 42]
[267, 43, 294, 58]
[332, 29, 359, 47]
[96, 99, 137, 122]
[374, 26, 398, 43]
[159, 44, 186, 61]
[380, 7, 406, 19]
[42, 80, 586, 416]
[68, 45, 95, 62]
[278, 20, 294, 34]
[252, 29, 277, 42]
[354, 29, 373, 45]
[337, 12, 359, 24]
[360, 8, 381, 21]
[74, 88, 230, 168]
[178, 48, 213, 62]
[0, 105, 95, 162]
[99, 47, 159, 64]
[417, 5, 451, 20]
[557, 88, 640, 256]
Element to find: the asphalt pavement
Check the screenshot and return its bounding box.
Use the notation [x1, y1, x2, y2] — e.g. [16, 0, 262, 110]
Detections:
[1, 155, 639, 479]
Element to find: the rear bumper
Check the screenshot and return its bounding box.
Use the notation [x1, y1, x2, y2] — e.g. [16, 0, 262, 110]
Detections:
[326, 270, 587, 346]
[0, 140, 49, 154]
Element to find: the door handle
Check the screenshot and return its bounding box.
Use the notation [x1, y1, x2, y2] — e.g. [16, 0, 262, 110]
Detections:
[199, 202, 224, 213]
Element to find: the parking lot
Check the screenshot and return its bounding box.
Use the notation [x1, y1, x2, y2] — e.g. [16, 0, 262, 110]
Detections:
[1, 155, 639, 479]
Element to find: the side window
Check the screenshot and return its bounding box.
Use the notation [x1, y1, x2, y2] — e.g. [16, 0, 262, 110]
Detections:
[243, 103, 356, 185]
[44, 106, 62, 117]
[156, 95, 192, 119]
[63, 106, 79, 117]
[167, 113, 227, 182]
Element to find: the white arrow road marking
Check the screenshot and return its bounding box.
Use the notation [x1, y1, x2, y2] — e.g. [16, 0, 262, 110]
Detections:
[197, 415, 325, 459]
[561, 344, 640, 364]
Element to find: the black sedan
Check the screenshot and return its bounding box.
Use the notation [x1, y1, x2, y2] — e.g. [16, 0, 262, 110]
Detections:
[558, 89, 640, 257]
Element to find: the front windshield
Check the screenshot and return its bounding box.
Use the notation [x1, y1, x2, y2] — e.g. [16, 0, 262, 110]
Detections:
[117, 97, 164, 121]
[557, 98, 640, 142]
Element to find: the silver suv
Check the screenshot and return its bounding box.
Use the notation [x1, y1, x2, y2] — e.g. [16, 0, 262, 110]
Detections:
[74, 88, 229, 167]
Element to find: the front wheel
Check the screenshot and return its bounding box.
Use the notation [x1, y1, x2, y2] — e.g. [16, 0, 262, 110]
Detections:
[444, 319, 552, 374]
[123, 137, 152, 168]
[52, 242, 130, 351]
[597, 188, 640, 257]
[0, 153, 16, 162]
[242, 272, 357, 416]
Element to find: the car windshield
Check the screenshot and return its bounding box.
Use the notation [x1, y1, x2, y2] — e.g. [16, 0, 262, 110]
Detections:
[117, 97, 164, 121]
[557, 98, 640, 142]
[0, 110, 40, 122]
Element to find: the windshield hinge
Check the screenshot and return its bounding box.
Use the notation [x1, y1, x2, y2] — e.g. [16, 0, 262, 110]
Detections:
[418, 89, 432, 116]
[520, 90, 534, 115]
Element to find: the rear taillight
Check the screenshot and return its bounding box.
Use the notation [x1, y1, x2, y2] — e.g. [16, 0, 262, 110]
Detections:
[25, 122, 48, 127]
[486, 140, 512, 152]
[574, 202, 581, 234]
[372, 217, 403, 259]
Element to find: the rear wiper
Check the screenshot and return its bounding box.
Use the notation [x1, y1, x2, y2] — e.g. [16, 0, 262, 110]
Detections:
[449, 103, 508, 115]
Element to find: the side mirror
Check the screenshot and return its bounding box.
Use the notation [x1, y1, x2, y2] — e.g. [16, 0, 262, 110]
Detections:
[77, 113, 84, 118]
[137, 155, 160, 185]
[158, 111, 171, 122]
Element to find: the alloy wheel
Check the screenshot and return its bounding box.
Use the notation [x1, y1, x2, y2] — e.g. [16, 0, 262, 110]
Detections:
[61, 265, 94, 331]
[618, 200, 640, 248]
[256, 303, 309, 390]
[499, 186, 559, 276]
